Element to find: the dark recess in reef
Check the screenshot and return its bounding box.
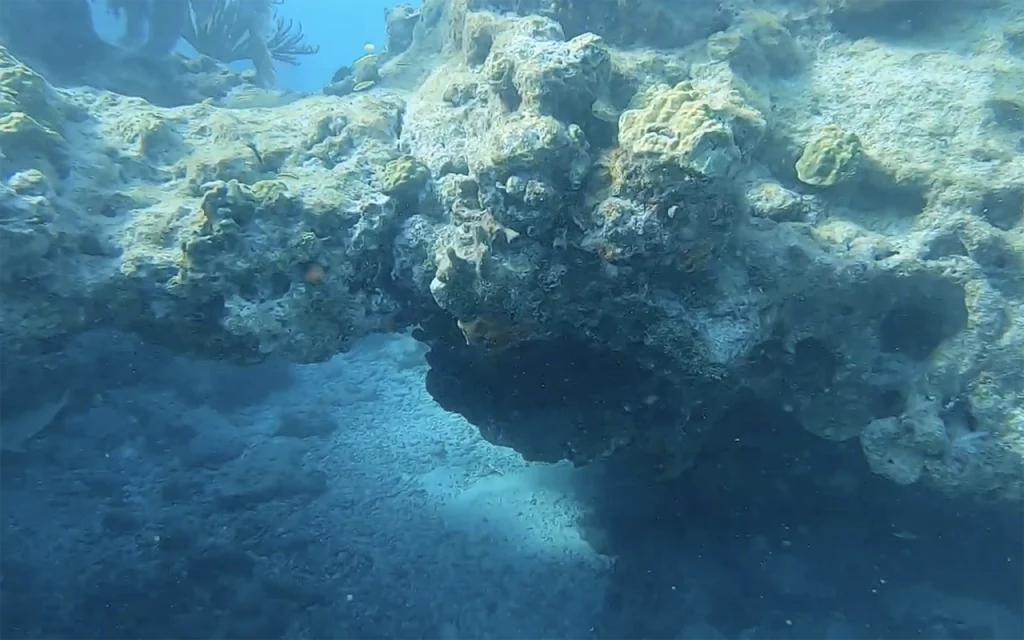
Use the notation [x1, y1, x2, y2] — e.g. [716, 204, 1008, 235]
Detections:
[585, 395, 1024, 639]
[419, 315, 681, 465]
[830, 0, 960, 39]
[879, 295, 967, 361]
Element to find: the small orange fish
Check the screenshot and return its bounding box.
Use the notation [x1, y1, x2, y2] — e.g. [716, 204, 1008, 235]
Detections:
[304, 263, 326, 284]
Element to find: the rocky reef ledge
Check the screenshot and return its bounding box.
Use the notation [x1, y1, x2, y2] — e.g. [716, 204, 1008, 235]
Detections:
[2, 0, 1022, 501]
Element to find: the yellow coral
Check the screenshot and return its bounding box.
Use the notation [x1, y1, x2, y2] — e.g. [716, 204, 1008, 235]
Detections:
[617, 81, 765, 176]
[380, 154, 430, 200]
[795, 124, 864, 187]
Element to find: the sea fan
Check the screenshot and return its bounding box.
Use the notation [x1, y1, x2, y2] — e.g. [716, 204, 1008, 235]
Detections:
[265, 13, 320, 65]
[182, 0, 318, 66]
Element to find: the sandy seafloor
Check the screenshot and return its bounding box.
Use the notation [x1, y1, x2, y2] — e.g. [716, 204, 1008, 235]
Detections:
[1, 333, 610, 639]
[0, 333, 1022, 640]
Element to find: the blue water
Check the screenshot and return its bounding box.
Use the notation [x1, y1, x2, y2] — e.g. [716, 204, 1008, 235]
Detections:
[90, 0, 403, 92]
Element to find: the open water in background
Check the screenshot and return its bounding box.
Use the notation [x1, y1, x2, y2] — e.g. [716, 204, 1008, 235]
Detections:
[90, 0, 401, 92]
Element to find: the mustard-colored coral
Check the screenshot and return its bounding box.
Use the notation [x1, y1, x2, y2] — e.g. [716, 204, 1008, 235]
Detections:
[617, 81, 766, 177]
[380, 154, 430, 200]
[795, 124, 864, 187]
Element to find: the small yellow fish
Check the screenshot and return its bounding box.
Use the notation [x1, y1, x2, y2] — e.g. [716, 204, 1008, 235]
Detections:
[363, 43, 375, 53]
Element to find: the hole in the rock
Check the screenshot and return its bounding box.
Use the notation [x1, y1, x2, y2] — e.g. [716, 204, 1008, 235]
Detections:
[872, 387, 906, 419]
[977, 187, 1023, 231]
[424, 332, 678, 464]
[581, 113, 618, 151]
[464, 29, 493, 66]
[879, 289, 967, 361]
[585, 393, 1024, 639]
[789, 337, 838, 391]
[940, 395, 980, 435]
[923, 233, 969, 260]
[270, 271, 292, 297]
[493, 77, 522, 112]
[879, 304, 944, 360]
[986, 97, 1024, 132]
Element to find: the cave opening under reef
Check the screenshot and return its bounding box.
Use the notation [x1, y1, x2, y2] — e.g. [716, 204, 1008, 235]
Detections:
[586, 397, 1024, 639]
[420, 321, 1024, 640]
[422, 330, 685, 466]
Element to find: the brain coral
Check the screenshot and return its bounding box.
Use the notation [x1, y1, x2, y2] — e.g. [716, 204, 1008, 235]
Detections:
[617, 80, 766, 179]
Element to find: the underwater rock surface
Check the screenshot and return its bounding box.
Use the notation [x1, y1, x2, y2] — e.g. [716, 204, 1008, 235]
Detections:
[1, 0, 1022, 502]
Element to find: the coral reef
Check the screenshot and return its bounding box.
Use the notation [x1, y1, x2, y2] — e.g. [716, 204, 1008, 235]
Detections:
[1, 0, 1022, 503]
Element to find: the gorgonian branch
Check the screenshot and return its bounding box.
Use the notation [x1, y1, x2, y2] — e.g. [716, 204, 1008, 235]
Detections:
[182, 0, 319, 67]
[183, 0, 252, 63]
[266, 15, 320, 65]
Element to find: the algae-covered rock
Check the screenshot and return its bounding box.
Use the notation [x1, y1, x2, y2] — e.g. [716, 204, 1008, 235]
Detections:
[0, 112, 65, 163]
[482, 22, 612, 122]
[115, 111, 183, 160]
[385, 4, 420, 55]
[324, 54, 383, 97]
[0, 46, 69, 175]
[507, 0, 730, 50]
[746, 180, 808, 222]
[795, 124, 864, 187]
[861, 399, 952, 486]
[486, 113, 590, 186]
[0, 45, 63, 130]
[706, 10, 804, 77]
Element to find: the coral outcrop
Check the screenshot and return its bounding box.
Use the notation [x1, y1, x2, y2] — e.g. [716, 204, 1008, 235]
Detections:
[1, 0, 1022, 502]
